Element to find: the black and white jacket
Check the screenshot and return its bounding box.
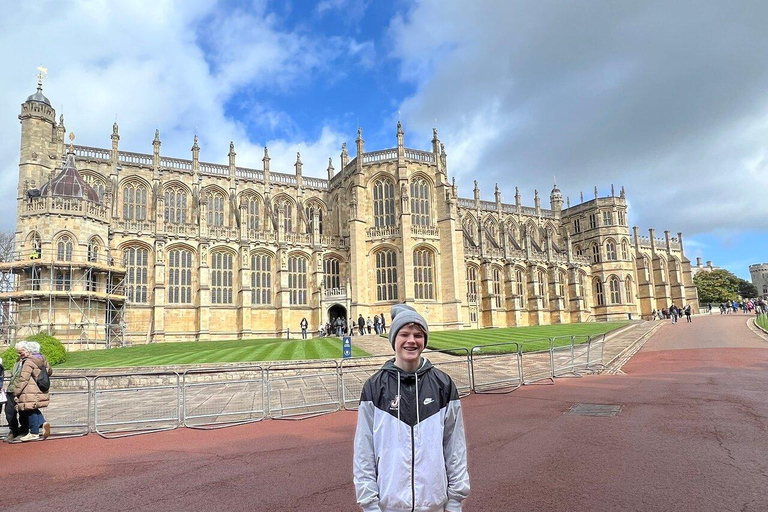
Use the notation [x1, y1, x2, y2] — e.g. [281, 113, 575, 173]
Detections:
[353, 358, 470, 512]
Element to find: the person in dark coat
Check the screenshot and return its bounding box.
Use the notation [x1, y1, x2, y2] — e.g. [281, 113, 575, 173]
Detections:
[357, 314, 365, 336]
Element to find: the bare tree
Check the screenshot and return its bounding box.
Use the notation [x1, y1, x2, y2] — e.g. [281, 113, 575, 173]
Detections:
[0, 231, 14, 339]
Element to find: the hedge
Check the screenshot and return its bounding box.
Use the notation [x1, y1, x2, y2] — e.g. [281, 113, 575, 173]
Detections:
[1, 333, 67, 368]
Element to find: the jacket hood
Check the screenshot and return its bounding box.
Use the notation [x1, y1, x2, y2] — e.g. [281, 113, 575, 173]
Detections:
[380, 357, 433, 378]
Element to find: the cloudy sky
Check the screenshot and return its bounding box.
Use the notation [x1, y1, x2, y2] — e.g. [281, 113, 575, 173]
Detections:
[1, 0, 766, 278]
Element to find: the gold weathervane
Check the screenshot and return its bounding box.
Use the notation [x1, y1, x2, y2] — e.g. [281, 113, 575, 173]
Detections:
[68, 132, 75, 153]
[36, 66, 48, 88]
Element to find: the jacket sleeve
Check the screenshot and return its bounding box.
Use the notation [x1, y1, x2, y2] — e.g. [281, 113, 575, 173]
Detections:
[443, 389, 470, 512]
[353, 397, 380, 512]
[14, 360, 34, 398]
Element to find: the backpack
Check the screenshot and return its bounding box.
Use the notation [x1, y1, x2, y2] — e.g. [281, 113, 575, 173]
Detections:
[35, 365, 50, 393]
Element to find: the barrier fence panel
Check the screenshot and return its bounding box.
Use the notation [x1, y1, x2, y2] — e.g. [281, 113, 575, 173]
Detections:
[587, 334, 606, 369]
[470, 342, 522, 393]
[551, 336, 576, 377]
[182, 366, 265, 429]
[267, 360, 340, 419]
[340, 355, 394, 410]
[571, 335, 592, 372]
[520, 338, 555, 384]
[93, 372, 180, 438]
[424, 348, 472, 396]
[0, 376, 91, 439]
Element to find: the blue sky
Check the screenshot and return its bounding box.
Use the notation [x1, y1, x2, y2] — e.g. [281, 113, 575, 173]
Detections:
[0, 0, 766, 279]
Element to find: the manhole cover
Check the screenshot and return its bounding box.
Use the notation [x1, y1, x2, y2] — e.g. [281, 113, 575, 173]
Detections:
[566, 404, 622, 417]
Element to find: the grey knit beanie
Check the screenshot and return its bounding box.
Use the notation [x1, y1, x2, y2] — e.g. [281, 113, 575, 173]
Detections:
[389, 304, 429, 349]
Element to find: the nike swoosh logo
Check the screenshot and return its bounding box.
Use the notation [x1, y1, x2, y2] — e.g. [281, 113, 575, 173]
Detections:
[423, 398, 434, 405]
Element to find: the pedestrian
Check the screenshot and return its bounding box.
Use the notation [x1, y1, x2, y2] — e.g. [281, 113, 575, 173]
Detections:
[300, 317, 309, 340]
[353, 304, 470, 512]
[670, 304, 678, 324]
[684, 304, 692, 323]
[4, 342, 27, 443]
[358, 314, 365, 336]
[366, 316, 373, 334]
[0, 356, 5, 420]
[373, 314, 381, 335]
[9, 341, 52, 442]
[651, 309, 658, 321]
[380, 312, 386, 334]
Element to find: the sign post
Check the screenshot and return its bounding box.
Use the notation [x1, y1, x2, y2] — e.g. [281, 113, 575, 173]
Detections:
[342, 336, 352, 359]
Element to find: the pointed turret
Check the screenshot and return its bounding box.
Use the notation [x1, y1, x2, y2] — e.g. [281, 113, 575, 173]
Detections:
[40, 148, 100, 202]
[295, 151, 302, 175]
[327, 157, 335, 180]
[549, 177, 563, 212]
[340, 142, 349, 168]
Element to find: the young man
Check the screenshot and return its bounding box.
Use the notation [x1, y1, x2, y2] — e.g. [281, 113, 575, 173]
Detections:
[354, 305, 470, 512]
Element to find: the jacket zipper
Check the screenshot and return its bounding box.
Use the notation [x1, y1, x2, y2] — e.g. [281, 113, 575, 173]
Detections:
[411, 424, 415, 512]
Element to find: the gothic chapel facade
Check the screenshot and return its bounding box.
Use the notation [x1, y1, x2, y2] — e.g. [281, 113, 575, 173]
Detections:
[0, 84, 699, 348]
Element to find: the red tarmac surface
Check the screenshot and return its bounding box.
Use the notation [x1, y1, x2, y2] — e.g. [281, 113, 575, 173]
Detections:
[2, 314, 767, 512]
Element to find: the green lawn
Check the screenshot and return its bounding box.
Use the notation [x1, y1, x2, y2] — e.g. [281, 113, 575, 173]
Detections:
[58, 321, 630, 368]
[427, 322, 631, 354]
[758, 314, 768, 331]
[58, 337, 370, 368]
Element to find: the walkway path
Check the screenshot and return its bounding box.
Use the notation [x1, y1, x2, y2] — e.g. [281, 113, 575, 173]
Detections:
[7, 314, 768, 512]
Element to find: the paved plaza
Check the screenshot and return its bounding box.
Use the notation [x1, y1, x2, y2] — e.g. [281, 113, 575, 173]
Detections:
[3, 314, 767, 511]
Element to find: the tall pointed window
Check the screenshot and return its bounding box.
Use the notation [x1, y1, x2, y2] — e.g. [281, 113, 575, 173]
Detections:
[466, 265, 479, 303]
[87, 239, 99, 263]
[375, 249, 398, 301]
[413, 248, 434, 300]
[609, 276, 621, 304]
[207, 191, 226, 227]
[492, 267, 503, 308]
[251, 253, 272, 305]
[625, 275, 633, 303]
[515, 268, 525, 307]
[324, 257, 341, 290]
[123, 183, 147, 221]
[621, 240, 629, 260]
[306, 204, 324, 234]
[246, 196, 260, 232]
[168, 248, 193, 304]
[124, 246, 149, 303]
[288, 255, 308, 305]
[592, 243, 600, 263]
[57, 235, 73, 261]
[373, 179, 396, 228]
[164, 186, 187, 225]
[594, 279, 605, 306]
[211, 252, 233, 304]
[537, 269, 546, 296]
[410, 178, 431, 226]
[559, 270, 568, 297]
[606, 241, 617, 261]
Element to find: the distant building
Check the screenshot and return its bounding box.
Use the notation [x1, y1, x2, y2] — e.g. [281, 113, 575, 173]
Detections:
[0, 80, 699, 349]
[750, 263, 768, 299]
[691, 257, 720, 277]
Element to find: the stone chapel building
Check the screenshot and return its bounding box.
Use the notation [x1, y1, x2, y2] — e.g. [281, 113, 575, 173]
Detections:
[0, 82, 699, 349]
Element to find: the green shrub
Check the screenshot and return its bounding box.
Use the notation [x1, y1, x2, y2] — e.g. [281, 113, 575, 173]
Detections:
[0, 333, 67, 368]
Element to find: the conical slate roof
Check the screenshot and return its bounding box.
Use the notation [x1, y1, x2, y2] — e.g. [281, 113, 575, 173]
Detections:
[41, 151, 100, 203]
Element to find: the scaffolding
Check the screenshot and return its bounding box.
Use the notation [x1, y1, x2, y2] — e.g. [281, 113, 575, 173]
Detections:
[0, 247, 127, 350]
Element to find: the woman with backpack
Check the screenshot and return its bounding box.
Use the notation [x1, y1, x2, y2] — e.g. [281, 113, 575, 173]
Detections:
[10, 341, 52, 442]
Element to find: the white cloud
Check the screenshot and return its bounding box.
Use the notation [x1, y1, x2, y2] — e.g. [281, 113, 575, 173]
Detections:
[0, 0, 354, 232]
[387, 0, 768, 237]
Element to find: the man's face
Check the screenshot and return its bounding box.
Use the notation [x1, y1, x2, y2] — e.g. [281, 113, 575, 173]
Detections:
[394, 323, 426, 365]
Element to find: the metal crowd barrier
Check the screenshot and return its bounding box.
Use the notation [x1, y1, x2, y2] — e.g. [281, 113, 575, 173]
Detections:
[520, 337, 556, 384]
[340, 354, 393, 410]
[267, 359, 340, 419]
[182, 366, 265, 429]
[93, 372, 180, 439]
[0, 376, 90, 438]
[0, 332, 614, 439]
[586, 334, 606, 370]
[470, 342, 522, 393]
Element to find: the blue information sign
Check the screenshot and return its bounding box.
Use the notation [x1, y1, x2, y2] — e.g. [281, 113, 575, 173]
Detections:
[342, 336, 352, 358]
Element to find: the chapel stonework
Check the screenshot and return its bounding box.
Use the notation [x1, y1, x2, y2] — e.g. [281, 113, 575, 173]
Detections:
[0, 84, 699, 349]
